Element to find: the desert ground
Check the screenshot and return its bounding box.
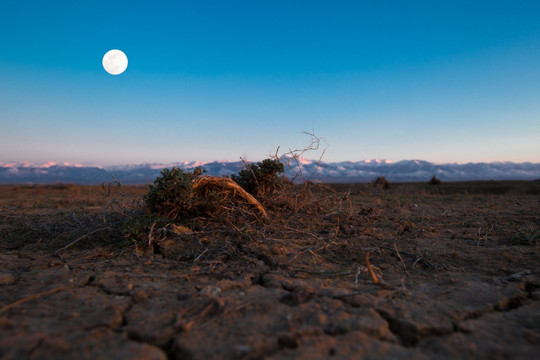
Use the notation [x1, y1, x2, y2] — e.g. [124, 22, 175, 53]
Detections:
[0, 181, 539, 359]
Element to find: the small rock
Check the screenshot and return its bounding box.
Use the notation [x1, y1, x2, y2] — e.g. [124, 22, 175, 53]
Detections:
[0, 273, 15, 285]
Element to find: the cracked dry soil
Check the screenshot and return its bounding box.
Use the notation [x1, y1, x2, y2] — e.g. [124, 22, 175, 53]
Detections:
[0, 183, 539, 359]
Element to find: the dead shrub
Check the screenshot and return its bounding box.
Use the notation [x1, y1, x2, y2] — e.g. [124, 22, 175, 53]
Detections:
[372, 176, 391, 189]
[429, 175, 442, 185]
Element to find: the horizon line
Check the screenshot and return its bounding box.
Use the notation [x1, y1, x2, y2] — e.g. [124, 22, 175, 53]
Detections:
[2, 158, 540, 169]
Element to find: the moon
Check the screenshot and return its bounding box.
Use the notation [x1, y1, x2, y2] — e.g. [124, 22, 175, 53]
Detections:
[102, 49, 128, 75]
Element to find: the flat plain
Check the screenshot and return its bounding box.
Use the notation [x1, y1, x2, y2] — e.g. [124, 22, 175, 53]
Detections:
[0, 181, 539, 359]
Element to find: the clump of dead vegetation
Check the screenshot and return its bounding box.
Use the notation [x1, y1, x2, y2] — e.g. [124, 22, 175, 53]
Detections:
[429, 175, 442, 185]
[143, 165, 269, 225]
[117, 132, 382, 273]
[140, 131, 333, 231]
[372, 176, 391, 189]
[3, 163, 539, 296]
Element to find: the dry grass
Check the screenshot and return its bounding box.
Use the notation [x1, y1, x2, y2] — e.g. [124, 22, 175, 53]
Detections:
[1, 181, 539, 360]
[1, 181, 538, 281]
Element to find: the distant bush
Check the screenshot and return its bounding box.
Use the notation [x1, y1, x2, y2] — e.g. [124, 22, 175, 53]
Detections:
[429, 175, 442, 185]
[372, 176, 391, 189]
[231, 158, 287, 197]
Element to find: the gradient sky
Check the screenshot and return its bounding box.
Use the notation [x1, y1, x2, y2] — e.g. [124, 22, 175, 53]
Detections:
[1, 1, 539, 166]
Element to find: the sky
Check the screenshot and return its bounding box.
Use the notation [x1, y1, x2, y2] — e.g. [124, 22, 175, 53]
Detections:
[1, 0, 539, 166]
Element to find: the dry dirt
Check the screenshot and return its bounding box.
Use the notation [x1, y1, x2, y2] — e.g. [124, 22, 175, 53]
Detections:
[0, 182, 539, 359]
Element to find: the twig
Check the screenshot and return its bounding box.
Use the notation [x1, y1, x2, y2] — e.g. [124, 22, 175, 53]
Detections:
[399, 276, 410, 296]
[330, 289, 374, 298]
[274, 129, 328, 183]
[148, 221, 157, 247]
[412, 255, 435, 269]
[240, 157, 261, 190]
[0, 287, 69, 312]
[477, 224, 494, 246]
[366, 252, 380, 285]
[288, 247, 324, 264]
[355, 266, 363, 288]
[71, 212, 84, 228]
[292, 268, 355, 276]
[280, 225, 322, 240]
[228, 222, 254, 241]
[56, 226, 113, 255]
[102, 272, 184, 279]
[194, 248, 209, 262]
[393, 242, 409, 276]
[177, 299, 221, 332]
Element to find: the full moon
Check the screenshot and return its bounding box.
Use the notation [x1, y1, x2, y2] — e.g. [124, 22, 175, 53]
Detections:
[102, 49, 128, 75]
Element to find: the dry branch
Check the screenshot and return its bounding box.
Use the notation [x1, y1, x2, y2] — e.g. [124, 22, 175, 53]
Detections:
[272, 130, 328, 183]
[393, 242, 410, 276]
[365, 252, 380, 285]
[148, 221, 157, 246]
[193, 175, 267, 218]
[56, 226, 113, 255]
[0, 287, 69, 312]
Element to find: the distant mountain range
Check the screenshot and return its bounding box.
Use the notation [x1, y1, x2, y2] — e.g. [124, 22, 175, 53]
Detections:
[1, 159, 539, 185]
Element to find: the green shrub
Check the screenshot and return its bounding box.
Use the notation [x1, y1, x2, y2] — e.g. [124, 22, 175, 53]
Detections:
[231, 158, 286, 197]
[144, 167, 202, 221]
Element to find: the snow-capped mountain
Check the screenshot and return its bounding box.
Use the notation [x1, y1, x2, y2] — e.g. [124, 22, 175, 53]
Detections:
[1, 159, 539, 184]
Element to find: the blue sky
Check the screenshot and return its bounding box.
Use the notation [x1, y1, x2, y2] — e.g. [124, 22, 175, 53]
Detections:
[1, 1, 539, 166]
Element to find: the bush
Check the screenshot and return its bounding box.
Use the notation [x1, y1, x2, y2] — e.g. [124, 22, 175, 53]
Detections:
[144, 166, 269, 224]
[429, 175, 442, 185]
[231, 158, 287, 197]
[144, 167, 204, 221]
[372, 176, 391, 189]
